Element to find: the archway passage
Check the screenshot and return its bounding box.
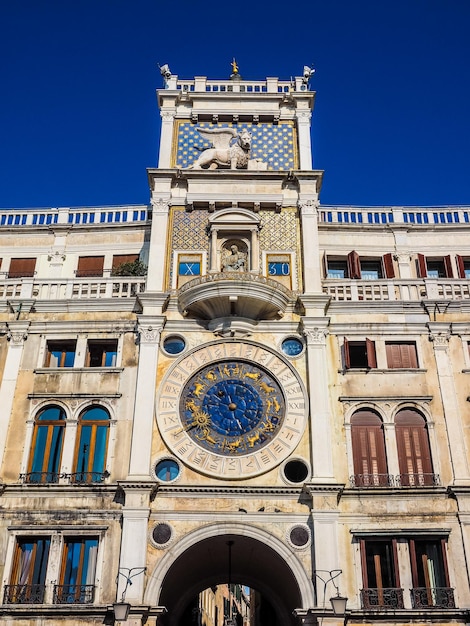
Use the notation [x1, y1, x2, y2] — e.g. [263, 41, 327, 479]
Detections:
[158, 533, 304, 626]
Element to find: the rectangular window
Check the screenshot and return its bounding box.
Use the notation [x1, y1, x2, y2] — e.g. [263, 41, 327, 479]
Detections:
[327, 259, 348, 279]
[385, 342, 418, 368]
[45, 340, 77, 368]
[5, 537, 50, 604]
[76, 256, 105, 277]
[8, 258, 36, 278]
[417, 254, 453, 278]
[360, 539, 403, 609]
[344, 338, 377, 369]
[409, 539, 454, 608]
[326, 253, 394, 279]
[112, 254, 139, 272]
[54, 537, 98, 604]
[86, 340, 118, 367]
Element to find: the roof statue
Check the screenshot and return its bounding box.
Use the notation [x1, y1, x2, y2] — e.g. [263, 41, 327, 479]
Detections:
[188, 127, 252, 170]
[231, 58, 239, 76]
[302, 64, 315, 85]
[158, 63, 172, 87]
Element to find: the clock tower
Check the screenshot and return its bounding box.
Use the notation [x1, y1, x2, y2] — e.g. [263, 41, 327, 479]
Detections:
[121, 66, 333, 626]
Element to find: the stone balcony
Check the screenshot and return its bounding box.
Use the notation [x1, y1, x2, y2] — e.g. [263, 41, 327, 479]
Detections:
[177, 272, 296, 320]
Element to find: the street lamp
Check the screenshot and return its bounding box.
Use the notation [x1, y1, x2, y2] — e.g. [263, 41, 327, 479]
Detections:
[113, 566, 146, 622]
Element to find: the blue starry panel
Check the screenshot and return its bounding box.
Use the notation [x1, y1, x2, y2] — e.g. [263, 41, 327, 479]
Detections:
[174, 122, 296, 170]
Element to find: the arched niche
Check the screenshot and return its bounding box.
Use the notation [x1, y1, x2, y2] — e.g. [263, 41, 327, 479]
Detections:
[208, 208, 261, 273]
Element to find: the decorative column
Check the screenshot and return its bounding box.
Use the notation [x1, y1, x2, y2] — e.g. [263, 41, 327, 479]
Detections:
[302, 323, 334, 481]
[0, 322, 29, 470]
[128, 320, 164, 479]
[428, 324, 470, 483]
[158, 111, 176, 168]
[298, 201, 322, 293]
[146, 199, 170, 293]
[296, 110, 313, 170]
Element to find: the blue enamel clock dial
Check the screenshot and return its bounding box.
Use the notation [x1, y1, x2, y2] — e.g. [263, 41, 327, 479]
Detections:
[179, 360, 285, 456]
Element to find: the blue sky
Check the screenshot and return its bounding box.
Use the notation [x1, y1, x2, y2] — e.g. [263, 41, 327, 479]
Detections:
[1, 1, 469, 209]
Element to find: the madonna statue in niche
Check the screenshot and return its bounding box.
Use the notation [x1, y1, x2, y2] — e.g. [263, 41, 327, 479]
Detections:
[222, 244, 247, 272]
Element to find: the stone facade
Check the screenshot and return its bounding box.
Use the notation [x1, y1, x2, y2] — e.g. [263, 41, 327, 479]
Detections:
[0, 69, 469, 626]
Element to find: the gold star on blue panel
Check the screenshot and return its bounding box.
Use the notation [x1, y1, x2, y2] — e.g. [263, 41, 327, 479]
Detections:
[175, 122, 296, 170]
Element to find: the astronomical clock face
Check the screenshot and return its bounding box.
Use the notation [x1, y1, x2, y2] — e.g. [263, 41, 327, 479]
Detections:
[156, 342, 307, 479]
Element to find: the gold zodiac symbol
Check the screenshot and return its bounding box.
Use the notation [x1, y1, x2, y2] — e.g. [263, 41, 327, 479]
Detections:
[259, 381, 275, 394]
[226, 439, 241, 453]
[246, 431, 260, 447]
[205, 370, 217, 382]
[244, 371, 261, 381]
[193, 382, 205, 397]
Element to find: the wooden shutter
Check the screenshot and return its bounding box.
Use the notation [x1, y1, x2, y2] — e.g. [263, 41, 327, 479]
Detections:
[366, 338, 377, 368]
[383, 253, 395, 278]
[76, 256, 104, 277]
[351, 412, 387, 481]
[343, 337, 351, 369]
[456, 254, 466, 279]
[444, 255, 453, 278]
[112, 254, 139, 270]
[386, 343, 418, 368]
[417, 254, 427, 278]
[395, 410, 432, 484]
[8, 258, 36, 278]
[347, 250, 361, 279]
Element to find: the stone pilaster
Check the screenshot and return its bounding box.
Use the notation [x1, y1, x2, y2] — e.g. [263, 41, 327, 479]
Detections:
[0, 321, 29, 470]
[428, 323, 470, 483]
[128, 319, 164, 479]
[302, 321, 334, 481]
[298, 200, 322, 294]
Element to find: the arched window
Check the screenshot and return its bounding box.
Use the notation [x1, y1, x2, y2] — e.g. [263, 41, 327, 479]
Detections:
[351, 410, 389, 487]
[395, 409, 434, 486]
[73, 406, 110, 483]
[27, 406, 66, 483]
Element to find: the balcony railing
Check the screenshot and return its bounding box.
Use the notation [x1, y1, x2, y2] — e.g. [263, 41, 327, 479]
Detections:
[350, 473, 440, 488]
[53, 584, 95, 604]
[21, 471, 60, 484]
[323, 278, 470, 303]
[361, 588, 404, 610]
[20, 471, 109, 485]
[0, 276, 146, 301]
[350, 474, 394, 488]
[411, 587, 455, 609]
[397, 473, 440, 487]
[3, 584, 46, 604]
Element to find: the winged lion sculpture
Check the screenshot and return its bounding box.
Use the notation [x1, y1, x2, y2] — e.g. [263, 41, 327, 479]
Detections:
[188, 127, 252, 170]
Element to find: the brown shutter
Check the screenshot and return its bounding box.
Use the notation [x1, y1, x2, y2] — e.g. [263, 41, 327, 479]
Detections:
[112, 254, 139, 270]
[396, 410, 433, 484]
[343, 337, 351, 369]
[444, 255, 453, 278]
[8, 258, 36, 278]
[383, 253, 395, 278]
[417, 253, 427, 278]
[76, 256, 104, 277]
[347, 250, 361, 279]
[386, 343, 418, 368]
[456, 254, 466, 279]
[366, 338, 377, 368]
[351, 412, 387, 480]
[322, 252, 328, 279]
